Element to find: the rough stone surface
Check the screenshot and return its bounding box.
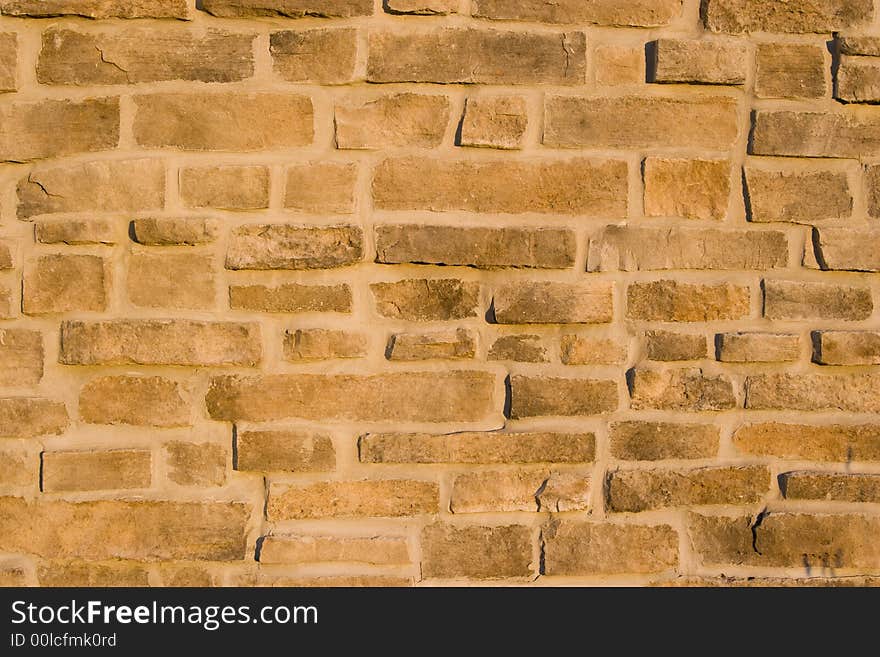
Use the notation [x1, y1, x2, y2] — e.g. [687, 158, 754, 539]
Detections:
[459, 96, 528, 149]
[268, 480, 438, 519]
[629, 368, 737, 411]
[609, 422, 719, 460]
[627, 281, 750, 322]
[745, 167, 852, 223]
[493, 282, 613, 324]
[421, 523, 532, 579]
[335, 93, 450, 149]
[236, 430, 335, 472]
[42, 450, 151, 492]
[371, 279, 480, 321]
[756, 44, 826, 99]
[509, 375, 618, 417]
[271, 28, 356, 84]
[652, 38, 747, 85]
[763, 280, 872, 320]
[643, 158, 731, 220]
[733, 423, 880, 461]
[226, 225, 363, 271]
[717, 333, 800, 362]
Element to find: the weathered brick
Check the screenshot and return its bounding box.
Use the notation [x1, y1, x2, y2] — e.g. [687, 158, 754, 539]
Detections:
[156, 565, 217, 587]
[0, 98, 118, 162]
[128, 253, 215, 310]
[0, 398, 68, 439]
[594, 43, 643, 85]
[717, 332, 800, 362]
[42, 450, 151, 492]
[815, 331, 880, 365]
[335, 93, 450, 149]
[0, 287, 12, 319]
[734, 423, 880, 461]
[608, 466, 769, 512]
[839, 35, 880, 56]
[538, 471, 592, 512]
[0, 446, 36, 487]
[702, 0, 873, 34]
[371, 279, 479, 321]
[493, 282, 613, 324]
[509, 375, 618, 418]
[226, 225, 362, 271]
[745, 373, 880, 412]
[387, 329, 476, 361]
[610, 421, 719, 460]
[38, 28, 253, 85]
[229, 283, 352, 313]
[0, 33, 15, 91]
[271, 28, 356, 84]
[284, 162, 357, 214]
[376, 225, 575, 270]
[180, 166, 269, 210]
[133, 93, 313, 150]
[268, 479, 438, 519]
[450, 469, 548, 513]
[421, 522, 532, 579]
[543, 522, 678, 575]
[36, 219, 116, 245]
[545, 95, 738, 150]
[756, 44, 826, 99]
[459, 96, 527, 149]
[165, 442, 226, 487]
[234, 573, 412, 587]
[0, 329, 42, 386]
[80, 376, 189, 427]
[630, 368, 737, 411]
[652, 38, 747, 85]
[627, 281, 750, 322]
[283, 329, 367, 361]
[745, 167, 852, 223]
[236, 430, 335, 472]
[588, 226, 787, 271]
[207, 371, 496, 422]
[17, 159, 165, 219]
[360, 431, 595, 464]
[38, 561, 149, 587]
[0, 497, 248, 561]
[645, 330, 707, 361]
[131, 218, 218, 245]
[0, 241, 11, 269]
[200, 0, 372, 18]
[867, 164, 880, 218]
[472, 0, 683, 26]
[1, 0, 189, 18]
[782, 472, 880, 502]
[489, 335, 549, 363]
[385, 0, 456, 14]
[367, 28, 586, 85]
[643, 157, 731, 220]
[763, 280, 872, 320]
[751, 110, 880, 158]
[560, 336, 626, 365]
[373, 157, 627, 216]
[23, 254, 107, 315]
[813, 227, 880, 272]
[260, 535, 409, 565]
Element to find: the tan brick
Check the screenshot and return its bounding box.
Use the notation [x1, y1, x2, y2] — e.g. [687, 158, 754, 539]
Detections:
[813, 227, 880, 271]
[460, 96, 527, 149]
[17, 159, 165, 219]
[646, 330, 707, 361]
[371, 279, 479, 321]
[703, 0, 873, 34]
[260, 535, 409, 565]
[717, 332, 800, 362]
[1, 0, 189, 18]
[235, 574, 412, 587]
[0, 497, 247, 561]
[560, 336, 626, 365]
[588, 226, 786, 271]
[42, 450, 151, 492]
[180, 165, 269, 210]
[543, 522, 678, 575]
[131, 218, 218, 246]
[756, 44, 826, 99]
[0, 287, 12, 320]
[745, 373, 880, 412]
[867, 164, 880, 218]
[472, 0, 682, 26]
[0, 564, 27, 586]
[367, 28, 586, 85]
[229, 283, 352, 313]
[133, 93, 313, 151]
[388, 329, 475, 361]
[207, 371, 496, 423]
[782, 472, 880, 502]
[763, 280, 872, 320]
[36, 219, 117, 245]
[421, 522, 532, 579]
[493, 282, 613, 324]
[751, 110, 880, 158]
[156, 564, 217, 587]
[816, 331, 880, 365]
[608, 466, 770, 512]
[630, 368, 737, 411]
[594, 44, 643, 85]
[284, 162, 357, 214]
[226, 225, 362, 271]
[373, 157, 627, 216]
[509, 375, 618, 418]
[385, 0, 456, 13]
[165, 442, 226, 487]
[545, 95, 738, 150]
[283, 329, 367, 361]
[335, 93, 450, 149]
[656, 575, 880, 587]
[268, 479, 438, 519]
[0, 33, 16, 91]
[0, 398, 68, 439]
[38, 561, 149, 587]
[0, 447, 37, 487]
[23, 254, 107, 315]
[127, 253, 215, 310]
[627, 280, 750, 322]
[538, 471, 591, 512]
[745, 167, 851, 223]
[0, 241, 11, 269]
[652, 38, 747, 85]
[271, 28, 356, 84]
[200, 0, 372, 18]
[643, 158, 731, 220]
[360, 431, 595, 464]
[80, 376, 189, 427]
[610, 421, 720, 460]
[734, 423, 880, 461]
[450, 469, 548, 513]
[489, 335, 549, 363]
[37, 27, 253, 85]
[236, 430, 335, 472]
[839, 35, 880, 56]
[0, 329, 42, 386]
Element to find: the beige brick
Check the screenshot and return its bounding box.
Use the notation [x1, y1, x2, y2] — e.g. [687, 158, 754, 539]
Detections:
[652, 38, 747, 85]
[610, 421, 720, 461]
[226, 225, 362, 270]
[839, 35, 880, 56]
[131, 218, 218, 246]
[42, 450, 151, 492]
[0, 32, 15, 92]
[36, 219, 117, 245]
[1, 0, 189, 18]
[37, 27, 254, 85]
[450, 469, 548, 513]
[643, 158, 731, 220]
[284, 162, 357, 214]
[200, 0, 372, 18]
[509, 375, 618, 418]
[335, 93, 450, 149]
[127, 253, 215, 310]
[0, 329, 42, 386]
[207, 371, 496, 422]
[751, 110, 880, 158]
[646, 330, 707, 361]
[460, 96, 527, 150]
[703, 0, 872, 34]
[816, 331, 880, 365]
[545, 96, 738, 150]
[0, 398, 68, 439]
[756, 44, 826, 99]
[165, 442, 226, 487]
[0, 287, 12, 320]
[0, 447, 37, 487]
[236, 430, 335, 472]
[80, 376, 189, 427]
[234, 574, 412, 587]
[489, 335, 549, 363]
[813, 227, 880, 271]
[268, 479, 438, 519]
[0, 241, 11, 269]
[388, 329, 476, 361]
[717, 332, 800, 362]
[373, 157, 628, 216]
[133, 93, 313, 150]
[283, 329, 367, 361]
[385, 0, 456, 13]
[630, 368, 737, 411]
[560, 336, 626, 365]
[180, 166, 269, 210]
[472, 0, 682, 26]
[23, 254, 107, 315]
[867, 164, 880, 218]
[763, 280, 872, 320]
[421, 522, 532, 579]
[360, 431, 595, 464]
[493, 282, 613, 324]
[594, 44, 643, 85]
[260, 535, 409, 565]
[538, 471, 591, 512]
[745, 373, 880, 412]
[745, 167, 851, 223]
[156, 565, 217, 587]
[627, 280, 750, 322]
[367, 28, 586, 85]
[38, 561, 149, 587]
[371, 279, 479, 321]
[734, 423, 880, 461]
[229, 283, 352, 313]
[781, 472, 880, 502]
[271, 28, 356, 84]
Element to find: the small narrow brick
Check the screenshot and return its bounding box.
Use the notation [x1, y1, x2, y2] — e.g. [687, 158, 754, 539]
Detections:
[0, 241, 11, 269]
[0, 329, 43, 386]
[610, 421, 720, 460]
[652, 38, 747, 85]
[866, 164, 880, 218]
[268, 480, 438, 519]
[335, 93, 450, 149]
[1, 0, 189, 18]
[734, 423, 880, 461]
[813, 227, 880, 271]
[226, 225, 363, 270]
[471, 0, 683, 27]
[165, 442, 227, 487]
[763, 280, 872, 320]
[259, 536, 409, 565]
[283, 329, 367, 361]
[42, 450, 151, 492]
[127, 253, 215, 310]
[627, 281, 750, 322]
[79, 376, 190, 427]
[643, 158, 731, 220]
[509, 375, 618, 418]
[560, 336, 626, 365]
[284, 162, 357, 214]
[200, 0, 373, 18]
[756, 44, 826, 99]
[645, 330, 707, 361]
[745, 373, 880, 412]
[717, 333, 800, 362]
[0, 32, 15, 92]
[493, 282, 613, 324]
[459, 96, 527, 149]
[0, 398, 68, 439]
[271, 28, 356, 84]
[387, 329, 476, 361]
[450, 469, 548, 513]
[35, 219, 117, 245]
[815, 331, 880, 365]
[386, 0, 456, 13]
[229, 284, 352, 313]
[781, 472, 880, 502]
[23, 254, 107, 315]
[421, 523, 532, 579]
[236, 430, 335, 472]
[488, 335, 549, 363]
[131, 218, 218, 246]
[745, 167, 852, 223]
[180, 166, 269, 210]
[371, 279, 479, 321]
[629, 368, 737, 411]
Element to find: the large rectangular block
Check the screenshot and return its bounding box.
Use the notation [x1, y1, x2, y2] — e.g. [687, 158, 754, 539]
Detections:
[630, 368, 737, 411]
[746, 373, 880, 412]
[813, 228, 880, 271]
[0, 0, 189, 18]
[42, 450, 151, 492]
[751, 110, 880, 158]
[268, 480, 438, 519]
[703, 0, 873, 34]
[471, 0, 682, 26]
[508, 375, 618, 417]
[493, 282, 613, 324]
[745, 167, 852, 223]
[627, 280, 750, 322]
[200, 0, 372, 17]
[733, 423, 880, 461]
[763, 280, 872, 320]
[421, 522, 532, 579]
[226, 225, 363, 270]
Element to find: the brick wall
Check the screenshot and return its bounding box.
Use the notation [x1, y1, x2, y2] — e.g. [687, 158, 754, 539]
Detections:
[0, 0, 879, 586]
